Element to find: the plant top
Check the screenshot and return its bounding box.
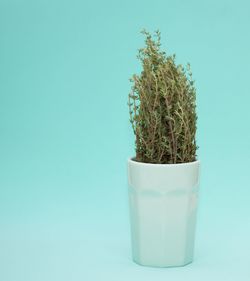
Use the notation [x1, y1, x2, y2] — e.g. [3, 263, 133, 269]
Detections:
[128, 30, 197, 164]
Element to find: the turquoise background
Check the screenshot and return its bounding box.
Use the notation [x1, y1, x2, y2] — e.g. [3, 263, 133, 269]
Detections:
[0, 0, 250, 280]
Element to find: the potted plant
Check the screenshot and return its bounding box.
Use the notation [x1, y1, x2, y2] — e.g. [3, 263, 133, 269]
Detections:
[127, 30, 200, 267]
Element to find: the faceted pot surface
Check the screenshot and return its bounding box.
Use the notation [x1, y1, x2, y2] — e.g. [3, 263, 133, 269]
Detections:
[127, 159, 200, 267]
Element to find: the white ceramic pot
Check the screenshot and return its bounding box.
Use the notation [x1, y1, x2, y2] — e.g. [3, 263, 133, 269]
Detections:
[127, 158, 200, 267]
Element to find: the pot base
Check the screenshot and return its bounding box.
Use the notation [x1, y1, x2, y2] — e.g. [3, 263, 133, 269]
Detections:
[129, 187, 197, 268]
[133, 258, 193, 268]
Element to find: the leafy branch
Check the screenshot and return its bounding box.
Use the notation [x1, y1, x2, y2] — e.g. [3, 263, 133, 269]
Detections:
[128, 30, 198, 164]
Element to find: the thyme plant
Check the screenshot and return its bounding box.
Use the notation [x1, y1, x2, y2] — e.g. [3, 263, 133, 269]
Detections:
[128, 30, 197, 164]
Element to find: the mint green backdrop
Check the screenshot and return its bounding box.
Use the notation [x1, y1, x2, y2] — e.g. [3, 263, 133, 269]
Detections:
[0, 0, 250, 280]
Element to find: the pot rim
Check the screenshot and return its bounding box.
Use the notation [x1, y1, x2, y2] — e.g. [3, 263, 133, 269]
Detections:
[128, 157, 200, 167]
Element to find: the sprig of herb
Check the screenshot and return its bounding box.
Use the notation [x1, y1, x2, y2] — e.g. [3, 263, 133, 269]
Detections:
[128, 30, 197, 164]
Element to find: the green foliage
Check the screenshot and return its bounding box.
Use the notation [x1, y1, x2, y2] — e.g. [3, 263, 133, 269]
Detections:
[128, 30, 198, 164]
